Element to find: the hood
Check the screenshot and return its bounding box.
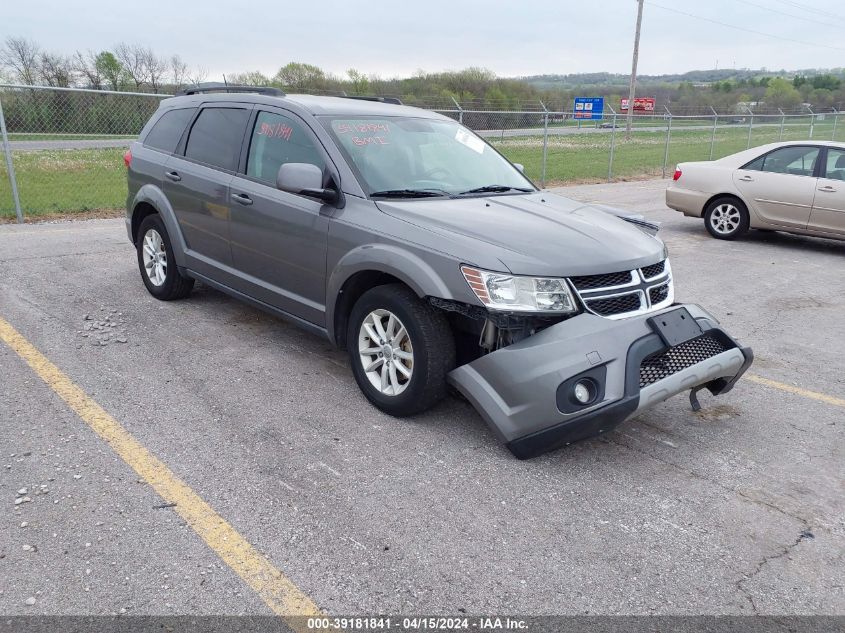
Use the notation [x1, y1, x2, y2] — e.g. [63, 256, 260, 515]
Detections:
[376, 192, 666, 276]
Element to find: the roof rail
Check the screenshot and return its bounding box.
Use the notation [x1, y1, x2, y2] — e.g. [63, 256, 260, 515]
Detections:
[339, 95, 403, 105]
[176, 83, 285, 97]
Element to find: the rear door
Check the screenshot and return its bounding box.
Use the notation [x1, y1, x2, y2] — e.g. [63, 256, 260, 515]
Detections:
[732, 145, 820, 228]
[163, 103, 252, 276]
[227, 107, 334, 326]
[808, 147, 845, 236]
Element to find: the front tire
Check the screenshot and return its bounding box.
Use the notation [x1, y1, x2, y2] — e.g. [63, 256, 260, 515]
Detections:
[347, 284, 455, 417]
[704, 197, 750, 240]
[136, 214, 194, 300]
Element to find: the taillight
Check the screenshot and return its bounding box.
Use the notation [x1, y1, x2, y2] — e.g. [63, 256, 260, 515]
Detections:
[672, 168, 682, 181]
[123, 149, 132, 168]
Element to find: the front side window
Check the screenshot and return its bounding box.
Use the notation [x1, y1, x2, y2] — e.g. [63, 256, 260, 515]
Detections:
[824, 148, 845, 181]
[753, 146, 820, 177]
[246, 111, 325, 185]
[322, 116, 534, 196]
[184, 107, 250, 171]
[144, 108, 195, 153]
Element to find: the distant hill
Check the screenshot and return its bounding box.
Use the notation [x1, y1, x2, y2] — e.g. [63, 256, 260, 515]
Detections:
[522, 68, 845, 89]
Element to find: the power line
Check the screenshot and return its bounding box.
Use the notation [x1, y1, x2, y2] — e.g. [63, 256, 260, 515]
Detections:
[734, 0, 843, 29]
[770, 0, 845, 22]
[645, 2, 845, 52]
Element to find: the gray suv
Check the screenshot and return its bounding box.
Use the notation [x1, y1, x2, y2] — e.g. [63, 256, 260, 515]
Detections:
[125, 84, 752, 459]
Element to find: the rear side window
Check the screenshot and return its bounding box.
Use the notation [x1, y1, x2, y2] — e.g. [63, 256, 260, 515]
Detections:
[143, 108, 195, 153]
[184, 107, 250, 171]
[743, 146, 819, 177]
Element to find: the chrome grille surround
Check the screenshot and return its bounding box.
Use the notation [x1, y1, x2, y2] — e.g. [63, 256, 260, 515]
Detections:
[570, 259, 674, 319]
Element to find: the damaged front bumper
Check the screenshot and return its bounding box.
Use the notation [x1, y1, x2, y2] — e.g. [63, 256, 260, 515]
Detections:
[447, 304, 753, 459]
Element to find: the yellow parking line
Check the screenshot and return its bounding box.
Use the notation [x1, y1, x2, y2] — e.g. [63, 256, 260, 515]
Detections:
[0, 316, 320, 624]
[746, 373, 845, 408]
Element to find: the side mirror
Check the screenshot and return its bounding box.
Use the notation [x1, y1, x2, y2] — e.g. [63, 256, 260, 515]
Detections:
[513, 163, 525, 173]
[277, 163, 338, 204]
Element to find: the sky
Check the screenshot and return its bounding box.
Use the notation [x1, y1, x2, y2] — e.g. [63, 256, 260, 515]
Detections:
[3, 0, 845, 79]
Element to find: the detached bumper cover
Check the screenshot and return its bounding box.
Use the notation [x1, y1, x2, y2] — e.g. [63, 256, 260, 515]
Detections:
[447, 304, 752, 459]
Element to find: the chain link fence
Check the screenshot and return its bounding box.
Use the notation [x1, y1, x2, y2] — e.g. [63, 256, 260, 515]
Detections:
[1, 84, 843, 221]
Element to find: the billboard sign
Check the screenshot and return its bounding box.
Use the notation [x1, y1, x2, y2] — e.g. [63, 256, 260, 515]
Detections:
[620, 97, 656, 112]
[574, 97, 604, 120]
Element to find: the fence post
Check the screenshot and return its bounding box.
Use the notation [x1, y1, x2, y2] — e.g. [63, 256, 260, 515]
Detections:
[539, 100, 549, 188]
[778, 108, 785, 141]
[709, 106, 718, 160]
[806, 105, 814, 139]
[744, 106, 754, 149]
[832, 108, 839, 141]
[607, 104, 617, 181]
[451, 96, 463, 125]
[661, 106, 673, 179]
[0, 94, 24, 224]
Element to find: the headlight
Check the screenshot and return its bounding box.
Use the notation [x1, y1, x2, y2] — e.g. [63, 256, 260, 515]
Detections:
[461, 266, 578, 313]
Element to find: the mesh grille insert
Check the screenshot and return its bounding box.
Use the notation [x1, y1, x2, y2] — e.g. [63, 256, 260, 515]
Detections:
[641, 260, 666, 279]
[570, 271, 632, 291]
[650, 284, 670, 305]
[639, 334, 730, 388]
[586, 293, 642, 316]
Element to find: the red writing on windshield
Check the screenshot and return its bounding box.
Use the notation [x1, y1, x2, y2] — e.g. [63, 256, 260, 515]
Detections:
[257, 121, 293, 141]
[336, 122, 390, 135]
[352, 136, 389, 146]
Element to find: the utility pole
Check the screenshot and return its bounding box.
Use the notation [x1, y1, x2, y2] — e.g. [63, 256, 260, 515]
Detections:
[626, 0, 645, 140]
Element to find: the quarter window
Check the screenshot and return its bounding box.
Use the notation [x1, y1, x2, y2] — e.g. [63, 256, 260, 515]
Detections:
[143, 108, 195, 154]
[246, 111, 324, 185]
[184, 107, 250, 171]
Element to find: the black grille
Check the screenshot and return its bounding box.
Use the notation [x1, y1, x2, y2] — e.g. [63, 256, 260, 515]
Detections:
[641, 260, 666, 279]
[650, 284, 669, 304]
[639, 334, 730, 388]
[570, 270, 632, 291]
[586, 293, 641, 316]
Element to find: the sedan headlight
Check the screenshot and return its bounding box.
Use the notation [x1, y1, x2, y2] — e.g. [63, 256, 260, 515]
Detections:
[461, 266, 578, 313]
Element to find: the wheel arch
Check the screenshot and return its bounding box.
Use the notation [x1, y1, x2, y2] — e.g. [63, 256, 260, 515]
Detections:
[702, 192, 748, 217]
[129, 185, 188, 267]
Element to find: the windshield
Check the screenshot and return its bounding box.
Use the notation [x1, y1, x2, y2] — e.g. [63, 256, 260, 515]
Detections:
[322, 116, 535, 197]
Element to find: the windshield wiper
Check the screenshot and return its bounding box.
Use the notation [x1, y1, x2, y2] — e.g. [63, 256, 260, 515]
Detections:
[458, 185, 534, 195]
[370, 189, 449, 199]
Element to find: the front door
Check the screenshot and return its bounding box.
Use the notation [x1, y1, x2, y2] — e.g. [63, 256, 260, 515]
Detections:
[809, 147, 845, 236]
[733, 145, 820, 229]
[228, 108, 332, 327]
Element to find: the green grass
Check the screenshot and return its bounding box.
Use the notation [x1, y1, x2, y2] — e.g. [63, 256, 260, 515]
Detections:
[0, 148, 126, 218]
[7, 133, 135, 141]
[1, 115, 842, 218]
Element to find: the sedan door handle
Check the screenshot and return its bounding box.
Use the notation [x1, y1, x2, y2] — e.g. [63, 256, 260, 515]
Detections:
[818, 185, 837, 192]
[165, 171, 181, 182]
[231, 193, 253, 206]
[738, 175, 754, 182]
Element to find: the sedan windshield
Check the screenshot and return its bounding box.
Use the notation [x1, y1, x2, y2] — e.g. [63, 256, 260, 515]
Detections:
[322, 116, 535, 197]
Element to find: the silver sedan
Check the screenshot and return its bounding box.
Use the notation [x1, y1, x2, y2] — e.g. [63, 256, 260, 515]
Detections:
[666, 141, 845, 240]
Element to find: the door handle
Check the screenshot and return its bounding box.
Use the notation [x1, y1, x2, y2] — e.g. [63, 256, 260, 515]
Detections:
[165, 171, 181, 182]
[738, 175, 754, 182]
[818, 186, 837, 192]
[231, 193, 253, 206]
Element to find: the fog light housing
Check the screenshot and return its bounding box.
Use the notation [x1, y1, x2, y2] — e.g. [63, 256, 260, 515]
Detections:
[573, 380, 596, 405]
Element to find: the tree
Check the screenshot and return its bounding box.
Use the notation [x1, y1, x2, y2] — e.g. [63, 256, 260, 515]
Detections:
[346, 69, 370, 95]
[274, 62, 326, 92]
[0, 36, 41, 85]
[114, 43, 149, 90]
[39, 52, 74, 87]
[140, 47, 167, 93]
[170, 55, 189, 90]
[226, 70, 272, 86]
[765, 78, 802, 110]
[95, 52, 124, 91]
[74, 50, 102, 89]
[187, 66, 208, 86]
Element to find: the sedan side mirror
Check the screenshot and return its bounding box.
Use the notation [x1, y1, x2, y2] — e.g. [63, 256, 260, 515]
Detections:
[513, 163, 525, 173]
[277, 163, 338, 204]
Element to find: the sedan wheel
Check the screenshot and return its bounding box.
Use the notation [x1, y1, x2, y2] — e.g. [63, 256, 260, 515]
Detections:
[704, 197, 750, 240]
[358, 309, 414, 396]
[142, 228, 168, 286]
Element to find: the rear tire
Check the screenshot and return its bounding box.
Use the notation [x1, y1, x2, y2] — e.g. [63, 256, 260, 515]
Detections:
[347, 284, 455, 417]
[704, 197, 750, 240]
[136, 214, 194, 300]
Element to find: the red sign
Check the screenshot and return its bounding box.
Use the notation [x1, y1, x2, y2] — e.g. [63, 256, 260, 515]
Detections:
[620, 97, 656, 112]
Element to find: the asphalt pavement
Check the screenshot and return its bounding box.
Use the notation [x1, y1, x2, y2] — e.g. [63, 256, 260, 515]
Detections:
[0, 180, 842, 617]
